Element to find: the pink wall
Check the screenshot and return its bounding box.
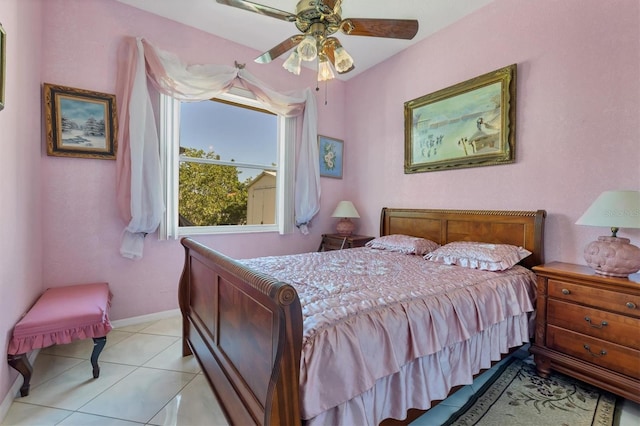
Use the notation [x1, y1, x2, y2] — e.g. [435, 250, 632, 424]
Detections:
[346, 0, 640, 266]
[0, 0, 44, 405]
[1, 0, 639, 409]
[38, 0, 347, 322]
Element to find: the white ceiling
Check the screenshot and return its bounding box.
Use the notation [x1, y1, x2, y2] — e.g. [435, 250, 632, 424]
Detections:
[115, 0, 494, 80]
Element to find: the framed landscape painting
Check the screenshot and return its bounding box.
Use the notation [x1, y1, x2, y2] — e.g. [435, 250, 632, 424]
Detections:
[43, 83, 118, 159]
[318, 135, 343, 179]
[404, 64, 516, 173]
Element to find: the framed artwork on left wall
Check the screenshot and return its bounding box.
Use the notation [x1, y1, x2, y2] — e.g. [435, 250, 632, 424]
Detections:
[43, 83, 118, 159]
[0, 23, 6, 111]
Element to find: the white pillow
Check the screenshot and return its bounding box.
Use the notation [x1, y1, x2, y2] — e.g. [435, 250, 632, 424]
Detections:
[424, 241, 532, 271]
[366, 234, 440, 255]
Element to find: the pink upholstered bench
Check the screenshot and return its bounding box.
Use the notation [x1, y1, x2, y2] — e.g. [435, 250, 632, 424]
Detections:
[7, 282, 112, 397]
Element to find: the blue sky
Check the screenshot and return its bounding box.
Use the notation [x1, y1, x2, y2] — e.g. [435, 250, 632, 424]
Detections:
[179, 100, 277, 167]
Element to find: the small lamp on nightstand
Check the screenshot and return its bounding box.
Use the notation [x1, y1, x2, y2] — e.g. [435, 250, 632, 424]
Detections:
[576, 190, 640, 278]
[331, 201, 360, 236]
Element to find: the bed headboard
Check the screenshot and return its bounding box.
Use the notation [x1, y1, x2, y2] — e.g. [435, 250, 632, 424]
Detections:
[380, 208, 546, 269]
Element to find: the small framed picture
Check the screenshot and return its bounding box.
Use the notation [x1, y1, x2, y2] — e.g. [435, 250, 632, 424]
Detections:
[43, 83, 118, 159]
[318, 135, 343, 179]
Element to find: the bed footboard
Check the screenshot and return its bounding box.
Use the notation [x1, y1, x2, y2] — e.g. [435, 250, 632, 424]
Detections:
[179, 238, 303, 426]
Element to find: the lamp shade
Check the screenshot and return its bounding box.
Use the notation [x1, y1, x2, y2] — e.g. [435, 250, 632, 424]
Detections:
[331, 201, 360, 218]
[575, 190, 640, 229]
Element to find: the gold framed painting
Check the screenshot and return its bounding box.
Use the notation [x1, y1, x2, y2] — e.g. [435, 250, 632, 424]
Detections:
[0, 23, 5, 111]
[43, 83, 118, 159]
[404, 64, 516, 173]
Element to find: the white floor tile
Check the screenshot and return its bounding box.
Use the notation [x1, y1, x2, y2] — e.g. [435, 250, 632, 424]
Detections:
[56, 412, 144, 425]
[20, 361, 136, 411]
[78, 367, 196, 424]
[143, 341, 201, 374]
[115, 321, 158, 333]
[0, 402, 72, 426]
[148, 375, 228, 426]
[619, 399, 640, 426]
[138, 317, 182, 337]
[98, 333, 179, 366]
[29, 353, 84, 388]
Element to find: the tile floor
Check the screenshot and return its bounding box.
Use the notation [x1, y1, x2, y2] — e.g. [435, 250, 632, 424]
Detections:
[1, 315, 638, 425]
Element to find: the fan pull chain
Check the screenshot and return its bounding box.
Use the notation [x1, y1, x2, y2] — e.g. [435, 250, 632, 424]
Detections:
[324, 81, 328, 105]
[315, 81, 328, 105]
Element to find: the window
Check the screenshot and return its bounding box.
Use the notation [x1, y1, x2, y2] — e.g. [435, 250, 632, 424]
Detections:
[159, 88, 296, 238]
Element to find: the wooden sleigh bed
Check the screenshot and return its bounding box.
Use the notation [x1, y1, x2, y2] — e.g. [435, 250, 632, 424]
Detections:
[178, 208, 546, 425]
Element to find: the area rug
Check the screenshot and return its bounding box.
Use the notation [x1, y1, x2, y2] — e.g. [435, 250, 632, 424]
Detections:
[443, 356, 619, 426]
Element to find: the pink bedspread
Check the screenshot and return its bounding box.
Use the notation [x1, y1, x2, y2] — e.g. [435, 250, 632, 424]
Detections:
[240, 248, 537, 421]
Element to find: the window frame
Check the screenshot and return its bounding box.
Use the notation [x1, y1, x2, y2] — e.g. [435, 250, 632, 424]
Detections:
[158, 87, 295, 238]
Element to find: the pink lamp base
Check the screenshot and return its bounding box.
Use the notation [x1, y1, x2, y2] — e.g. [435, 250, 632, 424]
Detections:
[336, 218, 355, 236]
[584, 236, 640, 278]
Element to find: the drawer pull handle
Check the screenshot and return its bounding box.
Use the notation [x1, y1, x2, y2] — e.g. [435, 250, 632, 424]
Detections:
[561, 289, 571, 295]
[583, 344, 607, 357]
[626, 302, 637, 310]
[584, 317, 608, 329]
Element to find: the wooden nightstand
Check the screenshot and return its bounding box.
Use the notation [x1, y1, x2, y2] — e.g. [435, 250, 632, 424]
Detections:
[531, 262, 640, 403]
[319, 234, 374, 251]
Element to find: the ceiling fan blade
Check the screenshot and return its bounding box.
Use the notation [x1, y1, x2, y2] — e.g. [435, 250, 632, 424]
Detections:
[255, 35, 304, 63]
[216, 0, 296, 22]
[341, 18, 419, 40]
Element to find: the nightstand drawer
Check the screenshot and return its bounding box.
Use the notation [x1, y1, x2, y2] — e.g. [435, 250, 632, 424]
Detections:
[548, 279, 640, 318]
[532, 262, 640, 403]
[548, 299, 640, 350]
[548, 326, 640, 379]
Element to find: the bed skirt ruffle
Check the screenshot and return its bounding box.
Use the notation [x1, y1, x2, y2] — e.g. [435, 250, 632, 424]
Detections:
[305, 312, 530, 426]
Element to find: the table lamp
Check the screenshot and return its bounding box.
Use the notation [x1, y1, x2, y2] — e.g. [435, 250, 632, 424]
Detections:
[575, 190, 640, 278]
[331, 201, 360, 236]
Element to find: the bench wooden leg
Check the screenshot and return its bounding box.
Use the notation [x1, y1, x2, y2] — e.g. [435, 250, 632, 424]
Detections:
[7, 353, 33, 397]
[91, 336, 107, 378]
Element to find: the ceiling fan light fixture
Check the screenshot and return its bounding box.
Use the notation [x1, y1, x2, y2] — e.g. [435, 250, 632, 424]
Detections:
[333, 46, 354, 73]
[317, 55, 335, 81]
[282, 50, 302, 74]
[297, 35, 318, 61]
[217, 0, 420, 81]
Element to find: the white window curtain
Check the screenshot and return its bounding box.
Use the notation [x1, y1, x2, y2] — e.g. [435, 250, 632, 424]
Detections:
[115, 37, 321, 259]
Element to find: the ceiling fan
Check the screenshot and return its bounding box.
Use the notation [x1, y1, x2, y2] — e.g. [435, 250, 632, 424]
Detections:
[216, 0, 419, 80]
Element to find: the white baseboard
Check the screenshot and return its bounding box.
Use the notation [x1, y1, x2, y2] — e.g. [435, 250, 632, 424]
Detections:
[1, 309, 181, 423]
[110, 308, 181, 329]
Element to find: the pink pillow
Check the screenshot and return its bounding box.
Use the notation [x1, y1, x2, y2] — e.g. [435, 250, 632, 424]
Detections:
[366, 234, 440, 255]
[424, 241, 532, 271]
